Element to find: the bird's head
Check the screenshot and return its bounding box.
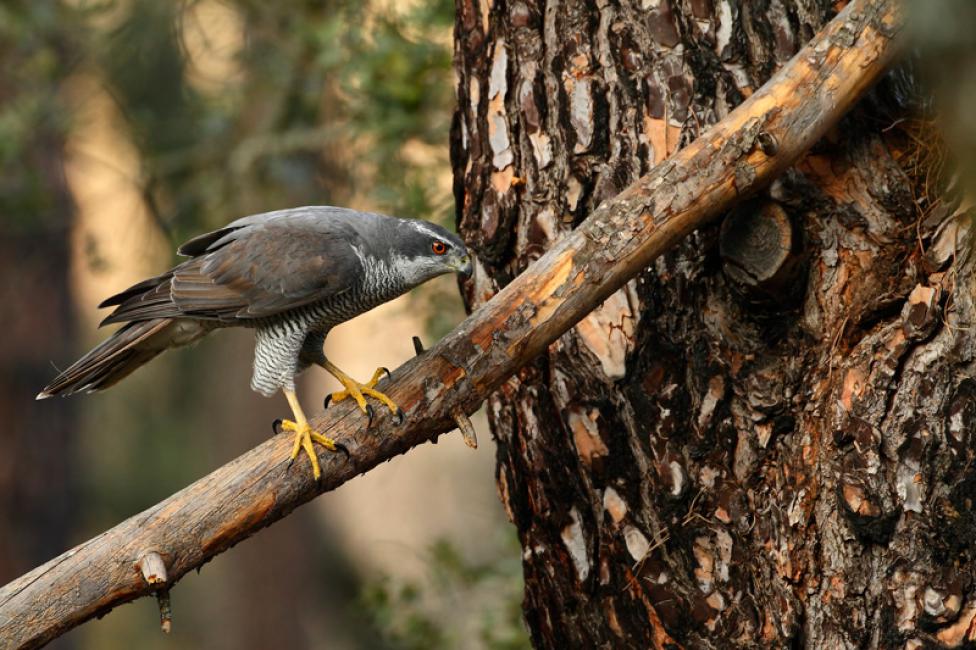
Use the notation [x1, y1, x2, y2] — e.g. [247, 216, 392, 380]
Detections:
[391, 219, 472, 286]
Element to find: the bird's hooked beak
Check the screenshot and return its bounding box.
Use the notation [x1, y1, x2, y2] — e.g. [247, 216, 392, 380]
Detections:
[454, 253, 473, 278]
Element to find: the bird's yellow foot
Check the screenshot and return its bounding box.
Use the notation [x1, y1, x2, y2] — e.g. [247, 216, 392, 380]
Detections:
[323, 367, 404, 426]
[273, 419, 349, 481]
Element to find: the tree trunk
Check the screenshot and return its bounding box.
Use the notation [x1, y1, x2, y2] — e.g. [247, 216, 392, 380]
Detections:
[452, 1, 975, 648]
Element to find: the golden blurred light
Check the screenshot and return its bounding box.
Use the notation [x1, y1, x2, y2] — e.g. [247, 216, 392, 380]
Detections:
[62, 73, 169, 333]
[179, 0, 245, 97]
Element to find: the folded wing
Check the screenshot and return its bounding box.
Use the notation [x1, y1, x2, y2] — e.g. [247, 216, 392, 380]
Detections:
[101, 213, 363, 324]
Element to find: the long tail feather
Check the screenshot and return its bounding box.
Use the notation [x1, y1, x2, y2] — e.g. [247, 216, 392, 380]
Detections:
[37, 318, 174, 399]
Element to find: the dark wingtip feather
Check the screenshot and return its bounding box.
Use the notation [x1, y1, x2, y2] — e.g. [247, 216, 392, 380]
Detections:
[177, 225, 242, 257]
[98, 273, 173, 309]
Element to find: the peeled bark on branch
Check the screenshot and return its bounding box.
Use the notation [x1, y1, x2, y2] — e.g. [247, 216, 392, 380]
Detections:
[0, 1, 902, 647]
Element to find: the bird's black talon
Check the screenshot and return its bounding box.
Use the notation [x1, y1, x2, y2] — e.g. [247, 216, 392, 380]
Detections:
[286, 457, 295, 470]
[365, 403, 375, 427]
[323, 394, 332, 410]
[394, 407, 405, 425]
[272, 418, 283, 435]
[412, 336, 425, 356]
[335, 442, 350, 458]
[380, 367, 392, 380]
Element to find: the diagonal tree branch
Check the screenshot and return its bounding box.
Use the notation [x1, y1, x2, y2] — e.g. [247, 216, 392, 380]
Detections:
[0, 1, 903, 647]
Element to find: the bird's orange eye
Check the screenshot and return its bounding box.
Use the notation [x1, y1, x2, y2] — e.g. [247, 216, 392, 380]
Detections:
[432, 241, 447, 255]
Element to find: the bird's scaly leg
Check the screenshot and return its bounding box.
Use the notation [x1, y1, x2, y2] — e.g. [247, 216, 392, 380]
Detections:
[320, 359, 403, 425]
[278, 388, 345, 481]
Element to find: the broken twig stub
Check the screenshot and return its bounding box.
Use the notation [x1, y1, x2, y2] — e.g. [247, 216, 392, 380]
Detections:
[136, 551, 168, 586]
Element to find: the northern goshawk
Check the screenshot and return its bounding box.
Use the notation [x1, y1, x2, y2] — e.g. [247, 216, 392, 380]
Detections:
[38, 206, 472, 479]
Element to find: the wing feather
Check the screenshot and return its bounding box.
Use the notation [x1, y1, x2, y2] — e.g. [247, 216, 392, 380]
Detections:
[102, 210, 363, 324]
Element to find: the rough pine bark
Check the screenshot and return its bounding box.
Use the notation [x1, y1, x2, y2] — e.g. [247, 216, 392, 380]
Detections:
[452, 1, 976, 648]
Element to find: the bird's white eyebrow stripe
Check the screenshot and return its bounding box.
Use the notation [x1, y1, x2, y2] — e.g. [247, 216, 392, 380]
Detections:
[410, 221, 445, 241]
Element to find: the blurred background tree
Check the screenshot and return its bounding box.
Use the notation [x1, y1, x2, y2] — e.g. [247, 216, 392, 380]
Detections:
[0, 0, 527, 648]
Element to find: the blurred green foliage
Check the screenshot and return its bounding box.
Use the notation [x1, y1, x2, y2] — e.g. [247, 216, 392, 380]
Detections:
[92, 0, 456, 239]
[0, 0, 456, 231]
[0, 1, 79, 232]
[361, 536, 530, 650]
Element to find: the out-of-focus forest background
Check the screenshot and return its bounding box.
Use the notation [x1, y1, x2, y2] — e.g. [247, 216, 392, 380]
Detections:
[0, 1, 526, 648]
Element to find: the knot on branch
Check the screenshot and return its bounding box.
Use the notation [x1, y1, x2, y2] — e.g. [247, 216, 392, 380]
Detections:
[719, 199, 804, 304]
